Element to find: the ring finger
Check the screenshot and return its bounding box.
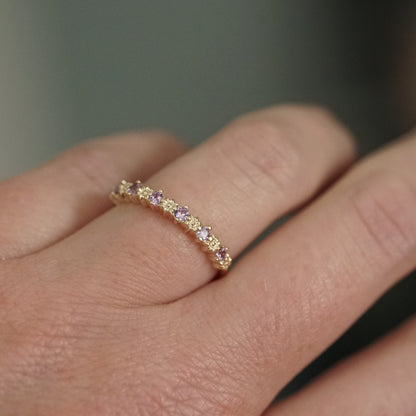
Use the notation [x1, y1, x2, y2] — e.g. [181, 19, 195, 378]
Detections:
[50, 105, 356, 305]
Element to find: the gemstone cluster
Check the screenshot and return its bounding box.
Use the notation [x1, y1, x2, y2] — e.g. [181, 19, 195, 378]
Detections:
[110, 180, 232, 271]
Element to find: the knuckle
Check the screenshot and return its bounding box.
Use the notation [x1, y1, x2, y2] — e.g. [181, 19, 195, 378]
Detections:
[272, 104, 356, 151]
[271, 104, 356, 152]
[62, 129, 184, 191]
[250, 103, 341, 133]
[63, 139, 120, 190]
[277, 103, 339, 126]
[217, 104, 354, 197]
[115, 129, 186, 152]
[349, 170, 416, 263]
[219, 115, 301, 194]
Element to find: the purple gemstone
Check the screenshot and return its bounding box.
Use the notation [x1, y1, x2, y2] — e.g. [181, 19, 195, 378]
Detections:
[113, 185, 120, 195]
[196, 226, 211, 241]
[174, 206, 189, 222]
[127, 182, 142, 195]
[215, 247, 227, 262]
[149, 190, 163, 205]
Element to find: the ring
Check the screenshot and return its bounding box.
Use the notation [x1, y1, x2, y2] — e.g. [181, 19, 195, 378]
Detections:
[109, 180, 232, 272]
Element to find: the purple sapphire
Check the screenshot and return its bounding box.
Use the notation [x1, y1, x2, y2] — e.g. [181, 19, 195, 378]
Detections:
[174, 206, 189, 222]
[215, 247, 227, 262]
[196, 226, 211, 241]
[149, 190, 163, 205]
[113, 185, 120, 195]
[127, 182, 142, 195]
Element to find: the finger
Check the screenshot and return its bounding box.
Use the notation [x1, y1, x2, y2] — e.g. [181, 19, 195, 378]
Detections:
[0, 131, 186, 260]
[264, 315, 416, 415]
[53, 105, 356, 305]
[197, 127, 416, 412]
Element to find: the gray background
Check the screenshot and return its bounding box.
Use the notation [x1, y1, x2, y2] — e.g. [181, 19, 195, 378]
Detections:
[2, 0, 414, 180]
[0, 0, 415, 401]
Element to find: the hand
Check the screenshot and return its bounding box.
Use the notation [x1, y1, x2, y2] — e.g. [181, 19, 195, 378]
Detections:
[0, 105, 415, 415]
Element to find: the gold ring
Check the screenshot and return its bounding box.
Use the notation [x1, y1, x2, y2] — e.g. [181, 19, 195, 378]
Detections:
[109, 180, 232, 272]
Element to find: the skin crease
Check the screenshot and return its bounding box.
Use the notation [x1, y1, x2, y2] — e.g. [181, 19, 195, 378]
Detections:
[0, 104, 414, 416]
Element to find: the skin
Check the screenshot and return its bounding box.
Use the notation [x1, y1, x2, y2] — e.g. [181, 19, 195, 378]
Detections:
[0, 104, 415, 415]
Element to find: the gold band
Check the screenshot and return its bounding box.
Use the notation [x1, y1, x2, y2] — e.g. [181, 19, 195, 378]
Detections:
[109, 180, 232, 272]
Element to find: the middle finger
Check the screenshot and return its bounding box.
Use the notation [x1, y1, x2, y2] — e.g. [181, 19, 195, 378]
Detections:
[199, 128, 416, 412]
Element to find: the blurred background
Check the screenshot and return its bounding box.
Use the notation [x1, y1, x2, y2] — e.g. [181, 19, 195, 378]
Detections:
[0, 0, 415, 402]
